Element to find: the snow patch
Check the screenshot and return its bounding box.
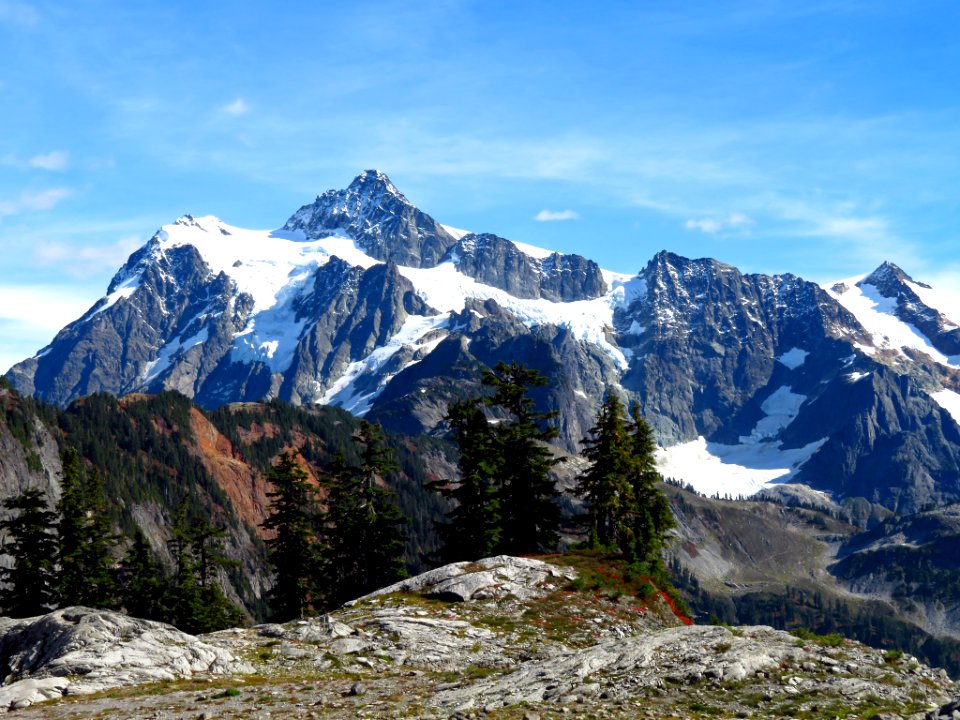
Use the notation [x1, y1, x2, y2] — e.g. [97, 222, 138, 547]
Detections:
[740, 386, 807, 442]
[510, 239, 555, 259]
[89, 274, 140, 318]
[156, 217, 377, 315]
[657, 436, 827, 498]
[143, 326, 209, 383]
[931, 389, 960, 427]
[845, 371, 871, 383]
[398, 262, 637, 371]
[777, 347, 808, 369]
[440, 224, 472, 241]
[908, 281, 960, 328]
[826, 276, 960, 368]
[320, 314, 450, 414]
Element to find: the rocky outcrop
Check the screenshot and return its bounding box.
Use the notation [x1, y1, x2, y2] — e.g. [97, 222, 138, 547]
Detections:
[9, 556, 951, 719]
[0, 607, 253, 711]
[446, 232, 607, 301]
[354, 555, 578, 603]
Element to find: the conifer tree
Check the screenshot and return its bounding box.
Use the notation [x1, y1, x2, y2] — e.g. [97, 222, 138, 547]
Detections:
[164, 502, 204, 630]
[432, 397, 500, 562]
[482, 361, 562, 555]
[117, 529, 166, 620]
[0, 488, 59, 617]
[575, 398, 675, 565]
[323, 421, 407, 607]
[577, 390, 635, 551]
[626, 404, 675, 563]
[262, 451, 324, 620]
[57, 448, 117, 607]
[162, 502, 243, 632]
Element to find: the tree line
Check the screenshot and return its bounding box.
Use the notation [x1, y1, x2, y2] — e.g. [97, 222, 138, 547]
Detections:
[432, 361, 674, 570]
[0, 447, 242, 632]
[1, 363, 676, 627]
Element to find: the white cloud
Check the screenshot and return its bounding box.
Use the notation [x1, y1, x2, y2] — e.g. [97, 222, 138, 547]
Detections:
[0, 187, 72, 217]
[29, 150, 69, 171]
[33, 235, 144, 278]
[684, 212, 754, 234]
[0, 1, 38, 26]
[222, 98, 250, 116]
[534, 209, 580, 222]
[0, 284, 98, 372]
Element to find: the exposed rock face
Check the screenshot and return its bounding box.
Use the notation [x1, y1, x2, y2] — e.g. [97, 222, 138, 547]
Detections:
[282, 169, 457, 268]
[0, 607, 253, 711]
[620, 251, 869, 444]
[446, 232, 607, 301]
[8, 241, 251, 407]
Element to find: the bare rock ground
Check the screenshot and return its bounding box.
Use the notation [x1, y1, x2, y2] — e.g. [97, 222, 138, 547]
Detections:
[3, 556, 956, 719]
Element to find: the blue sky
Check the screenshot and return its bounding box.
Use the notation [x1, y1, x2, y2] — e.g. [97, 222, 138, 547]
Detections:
[2, 0, 959, 371]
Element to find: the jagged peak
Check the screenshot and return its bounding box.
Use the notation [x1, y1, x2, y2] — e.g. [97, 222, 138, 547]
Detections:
[347, 169, 406, 200]
[862, 261, 931, 290]
[646, 249, 738, 279]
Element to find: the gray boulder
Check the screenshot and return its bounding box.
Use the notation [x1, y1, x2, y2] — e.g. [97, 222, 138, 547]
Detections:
[0, 607, 253, 711]
[352, 554, 577, 603]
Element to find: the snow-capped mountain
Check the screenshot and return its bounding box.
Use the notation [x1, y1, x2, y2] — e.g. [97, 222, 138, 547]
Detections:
[8, 171, 960, 521]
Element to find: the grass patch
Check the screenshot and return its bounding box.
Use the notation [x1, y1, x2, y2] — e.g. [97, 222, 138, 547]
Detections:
[789, 627, 846, 647]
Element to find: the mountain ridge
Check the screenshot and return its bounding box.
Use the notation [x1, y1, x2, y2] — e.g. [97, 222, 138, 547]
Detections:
[6, 170, 960, 519]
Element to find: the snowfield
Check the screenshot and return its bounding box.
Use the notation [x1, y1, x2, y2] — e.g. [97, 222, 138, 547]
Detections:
[826, 275, 960, 368]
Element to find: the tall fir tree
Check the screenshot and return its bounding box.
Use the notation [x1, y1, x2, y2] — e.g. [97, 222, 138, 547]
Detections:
[0, 488, 59, 617]
[323, 421, 407, 607]
[161, 502, 243, 633]
[57, 448, 117, 607]
[262, 451, 324, 620]
[482, 361, 563, 555]
[625, 403, 675, 563]
[117, 529, 166, 620]
[432, 397, 501, 562]
[576, 390, 635, 551]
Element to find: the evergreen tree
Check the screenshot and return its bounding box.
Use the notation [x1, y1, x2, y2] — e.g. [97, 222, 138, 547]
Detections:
[323, 421, 407, 607]
[625, 403, 675, 563]
[117, 529, 165, 620]
[0, 488, 59, 616]
[577, 390, 635, 551]
[432, 398, 501, 562]
[482, 361, 562, 555]
[575, 398, 675, 565]
[163, 502, 205, 630]
[57, 449, 117, 607]
[262, 451, 324, 620]
[162, 502, 244, 632]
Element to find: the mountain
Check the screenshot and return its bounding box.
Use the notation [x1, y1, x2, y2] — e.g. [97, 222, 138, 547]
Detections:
[7, 170, 960, 522]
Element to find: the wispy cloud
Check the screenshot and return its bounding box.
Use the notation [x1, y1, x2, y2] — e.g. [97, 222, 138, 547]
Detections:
[0, 283, 99, 372]
[0, 188, 72, 217]
[29, 150, 69, 171]
[535, 209, 580, 222]
[33, 235, 143, 277]
[684, 213, 753, 234]
[222, 98, 250, 116]
[0, 1, 38, 26]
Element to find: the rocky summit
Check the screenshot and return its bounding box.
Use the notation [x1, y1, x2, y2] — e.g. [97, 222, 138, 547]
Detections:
[3, 556, 956, 719]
